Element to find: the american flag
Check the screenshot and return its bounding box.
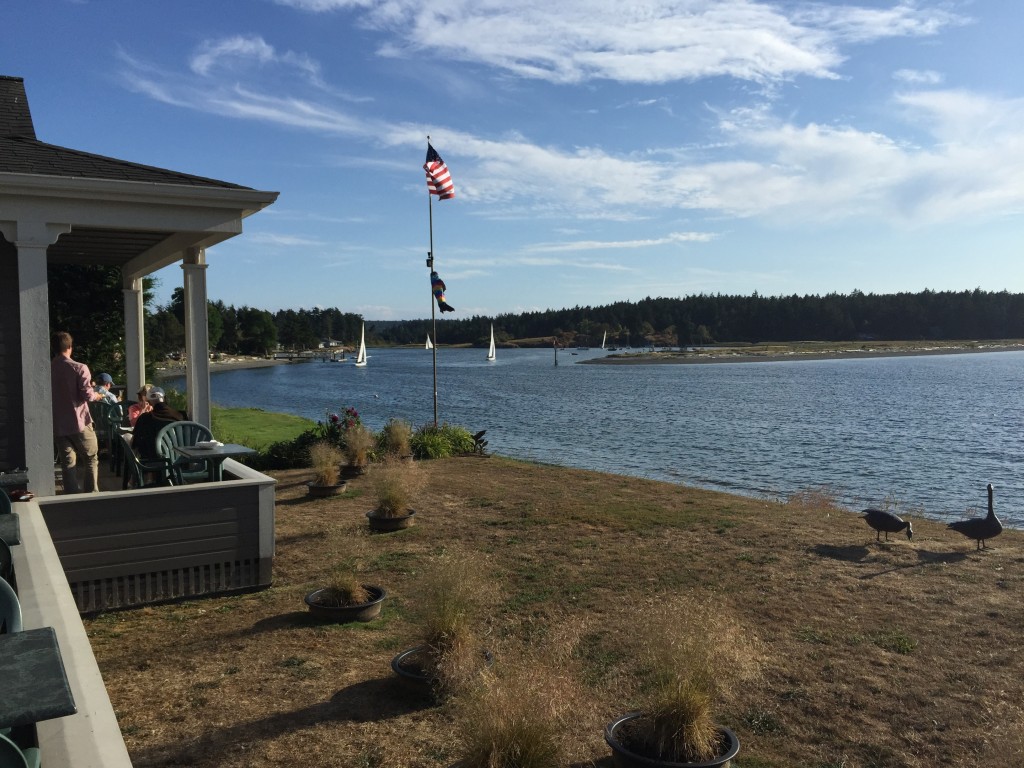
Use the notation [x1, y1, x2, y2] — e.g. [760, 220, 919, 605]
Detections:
[424, 143, 455, 200]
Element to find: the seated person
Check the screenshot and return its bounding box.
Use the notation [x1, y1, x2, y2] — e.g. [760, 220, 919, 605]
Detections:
[93, 373, 120, 404]
[127, 383, 155, 426]
[131, 387, 188, 460]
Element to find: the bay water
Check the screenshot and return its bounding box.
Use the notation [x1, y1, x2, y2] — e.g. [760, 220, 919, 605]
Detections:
[169, 348, 1024, 528]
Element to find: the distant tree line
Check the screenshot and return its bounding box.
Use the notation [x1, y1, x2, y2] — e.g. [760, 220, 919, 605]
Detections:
[374, 289, 1024, 348]
[47, 266, 1024, 384]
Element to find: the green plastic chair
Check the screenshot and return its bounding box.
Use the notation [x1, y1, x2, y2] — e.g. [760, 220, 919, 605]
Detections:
[156, 421, 213, 484]
[0, 732, 40, 768]
[0, 538, 12, 585]
[120, 435, 175, 490]
[0, 576, 21, 634]
[105, 402, 128, 474]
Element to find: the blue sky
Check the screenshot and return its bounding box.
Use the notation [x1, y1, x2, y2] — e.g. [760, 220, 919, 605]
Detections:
[6, 1, 1023, 320]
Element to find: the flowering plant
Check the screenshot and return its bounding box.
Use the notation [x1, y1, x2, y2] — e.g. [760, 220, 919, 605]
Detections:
[315, 406, 362, 448]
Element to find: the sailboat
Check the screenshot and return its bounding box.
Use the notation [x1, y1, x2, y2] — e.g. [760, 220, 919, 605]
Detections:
[354, 323, 367, 367]
[601, 330, 607, 350]
[425, 334, 433, 350]
[486, 324, 496, 362]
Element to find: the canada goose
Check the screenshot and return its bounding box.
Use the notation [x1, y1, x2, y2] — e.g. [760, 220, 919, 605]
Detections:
[948, 483, 1002, 550]
[862, 508, 913, 541]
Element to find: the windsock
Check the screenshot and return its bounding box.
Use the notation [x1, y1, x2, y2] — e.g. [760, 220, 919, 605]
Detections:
[430, 271, 455, 312]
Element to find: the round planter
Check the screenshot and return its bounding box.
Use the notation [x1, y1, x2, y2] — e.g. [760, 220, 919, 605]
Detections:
[605, 713, 740, 768]
[367, 509, 416, 532]
[304, 585, 386, 623]
[341, 464, 368, 480]
[307, 481, 347, 498]
[390, 645, 494, 694]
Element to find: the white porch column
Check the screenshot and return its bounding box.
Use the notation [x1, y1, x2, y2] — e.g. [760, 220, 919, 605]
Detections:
[1, 219, 70, 496]
[181, 247, 211, 428]
[122, 276, 145, 396]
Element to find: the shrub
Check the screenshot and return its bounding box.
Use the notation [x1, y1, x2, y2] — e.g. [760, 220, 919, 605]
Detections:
[316, 571, 371, 607]
[411, 422, 477, 459]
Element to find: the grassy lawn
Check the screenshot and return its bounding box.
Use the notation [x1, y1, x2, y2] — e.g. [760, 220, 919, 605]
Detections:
[210, 405, 315, 448]
[85, 457, 1024, 768]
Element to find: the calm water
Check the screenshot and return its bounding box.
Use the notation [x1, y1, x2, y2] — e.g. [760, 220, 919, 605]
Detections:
[169, 348, 1024, 527]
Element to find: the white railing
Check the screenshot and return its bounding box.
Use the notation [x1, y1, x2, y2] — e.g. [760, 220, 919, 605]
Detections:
[12, 499, 134, 768]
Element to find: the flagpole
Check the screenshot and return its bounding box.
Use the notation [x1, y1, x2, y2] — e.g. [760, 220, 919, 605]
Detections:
[427, 137, 438, 427]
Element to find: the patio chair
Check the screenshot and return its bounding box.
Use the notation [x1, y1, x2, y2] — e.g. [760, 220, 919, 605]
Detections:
[0, 732, 40, 768]
[120, 434, 175, 490]
[156, 421, 214, 485]
[0, 492, 10, 515]
[105, 402, 127, 474]
[0, 575, 21, 634]
[0, 537, 12, 585]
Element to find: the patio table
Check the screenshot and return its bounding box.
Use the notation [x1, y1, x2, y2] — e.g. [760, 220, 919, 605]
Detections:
[0, 627, 77, 729]
[172, 444, 257, 482]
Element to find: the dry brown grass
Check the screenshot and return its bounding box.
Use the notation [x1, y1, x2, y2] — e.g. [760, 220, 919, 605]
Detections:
[86, 457, 1024, 768]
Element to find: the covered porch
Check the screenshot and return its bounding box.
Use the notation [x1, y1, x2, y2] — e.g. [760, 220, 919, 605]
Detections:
[1, 74, 280, 767]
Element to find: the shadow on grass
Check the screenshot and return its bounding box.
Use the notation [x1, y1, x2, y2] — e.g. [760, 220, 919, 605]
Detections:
[129, 677, 430, 766]
[810, 544, 870, 562]
[859, 548, 968, 579]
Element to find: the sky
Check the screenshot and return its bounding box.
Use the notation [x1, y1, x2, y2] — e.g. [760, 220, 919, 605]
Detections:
[5, 1, 1024, 320]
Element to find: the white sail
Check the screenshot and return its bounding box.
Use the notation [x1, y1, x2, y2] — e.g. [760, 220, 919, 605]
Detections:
[601, 330, 606, 349]
[425, 334, 433, 350]
[354, 323, 367, 367]
[487, 324, 496, 361]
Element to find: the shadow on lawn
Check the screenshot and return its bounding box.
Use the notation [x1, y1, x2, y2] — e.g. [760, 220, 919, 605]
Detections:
[859, 548, 968, 579]
[810, 543, 870, 562]
[130, 677, 429, 766]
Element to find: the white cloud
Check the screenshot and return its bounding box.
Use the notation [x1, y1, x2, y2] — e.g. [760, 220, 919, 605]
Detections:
[893, 68, 943, 85]
[271, 0, 967, 86]
[527, 232, 715, 253]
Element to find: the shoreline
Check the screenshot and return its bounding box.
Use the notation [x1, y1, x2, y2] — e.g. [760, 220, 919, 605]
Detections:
[584, 341, 1024, 365]
[152, 342, 1024, 378]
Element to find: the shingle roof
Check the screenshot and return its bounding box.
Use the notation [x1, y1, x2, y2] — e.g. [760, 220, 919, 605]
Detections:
[1, 75, 251, 190]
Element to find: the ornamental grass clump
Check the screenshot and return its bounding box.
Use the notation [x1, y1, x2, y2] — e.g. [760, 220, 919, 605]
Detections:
[308, 440, 343, 486]
[455, 627, 584, 768]
[316, 569, 371, 607]
[409, 551, 496, 700]
[380, 418, 413, 457]
[369, 457, 423, 518]
[630, 595, 760, 763]
[343, 423, 375, 469]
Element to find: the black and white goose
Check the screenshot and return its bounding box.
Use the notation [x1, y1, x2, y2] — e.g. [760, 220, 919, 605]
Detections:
[948, 483, 1002, 550]
[862, 508, 913, 542]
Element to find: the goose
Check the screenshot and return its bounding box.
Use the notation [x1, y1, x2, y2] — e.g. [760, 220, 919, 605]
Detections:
[862, 508, 913, 541]
[948, 483, 1002, 550]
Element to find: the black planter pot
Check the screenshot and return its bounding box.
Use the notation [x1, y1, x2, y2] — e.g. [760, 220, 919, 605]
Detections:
[605, 713, 740, 768]
[307, 481, 347, 498]
[304, 585, 386, 622]
[390, 645, 494, 694]
[367, 509, 416, 532]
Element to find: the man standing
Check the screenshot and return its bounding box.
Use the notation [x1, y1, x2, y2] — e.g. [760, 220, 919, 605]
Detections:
[50, 331, 103, 493]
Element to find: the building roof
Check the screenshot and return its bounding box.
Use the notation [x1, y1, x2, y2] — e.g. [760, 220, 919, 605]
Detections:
[0, 75, 249, 190]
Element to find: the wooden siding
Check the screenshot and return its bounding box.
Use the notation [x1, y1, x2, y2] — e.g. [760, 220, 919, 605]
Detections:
[41, 477, 274, 613]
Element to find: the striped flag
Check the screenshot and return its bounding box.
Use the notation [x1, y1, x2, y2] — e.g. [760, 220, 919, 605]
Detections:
[424, 143, 455, 200]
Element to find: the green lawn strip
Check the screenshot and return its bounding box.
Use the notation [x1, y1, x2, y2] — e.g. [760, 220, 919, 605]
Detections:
[210, 406, 315, 449]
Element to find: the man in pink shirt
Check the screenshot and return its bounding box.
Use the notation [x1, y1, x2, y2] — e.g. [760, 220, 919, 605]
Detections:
[51, 331, 104, 493]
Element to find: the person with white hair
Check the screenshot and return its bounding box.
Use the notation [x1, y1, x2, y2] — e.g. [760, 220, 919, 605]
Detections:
[131, 387, 188, 460]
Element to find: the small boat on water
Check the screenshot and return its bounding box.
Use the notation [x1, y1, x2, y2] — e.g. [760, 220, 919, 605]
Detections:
[487, 324, 496, 362]
[425, 334, 433, 350]
[601, 330, 606, 350]
[354, 323, 367, 367]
